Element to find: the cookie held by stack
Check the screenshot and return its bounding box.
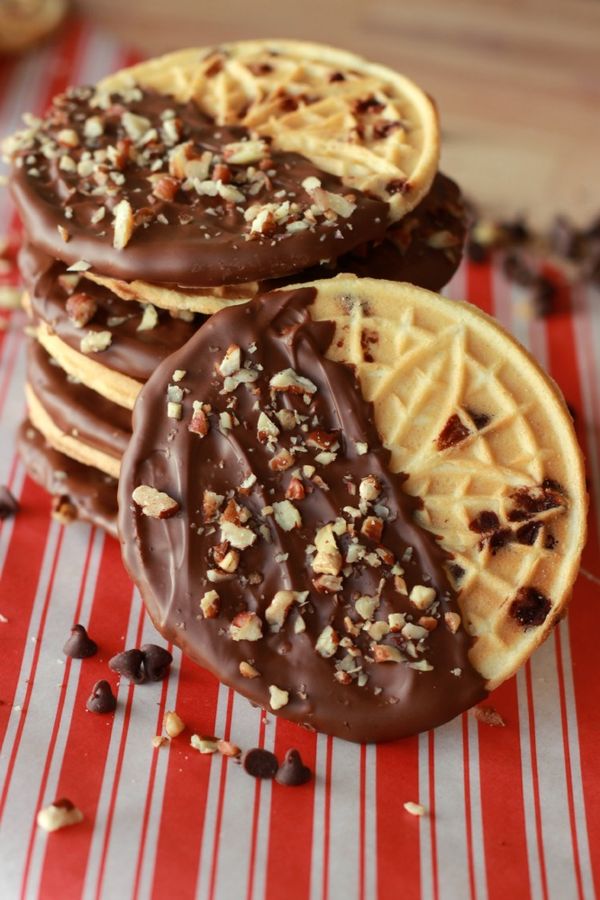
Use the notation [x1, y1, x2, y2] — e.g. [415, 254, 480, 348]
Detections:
[3, 40, 466, 529]
[119, 276, 586, 741]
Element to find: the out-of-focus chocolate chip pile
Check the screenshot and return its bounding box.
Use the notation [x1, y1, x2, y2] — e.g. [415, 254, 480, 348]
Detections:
[466, 203, 600, 316]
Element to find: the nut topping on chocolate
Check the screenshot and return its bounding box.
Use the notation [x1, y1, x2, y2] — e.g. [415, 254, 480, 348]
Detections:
[4, 87, 388, 286]
[119, 287, 486, 742]
[132, 485, 179, 519]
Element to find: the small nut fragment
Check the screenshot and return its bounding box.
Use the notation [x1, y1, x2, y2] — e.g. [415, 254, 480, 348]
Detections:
[190, 734, 219, 754]
[80, 330, 112, 354]
[132, 485, 179, 519]
[200, 590, 220, 618]
[265, 590, 308, 631]
[409, 585, 436, 610]
[312, 524, 342, 575]
[218, 344, 242, 376]
[361, 516, 383, 542]
[37, 799, 83, 832]
[137, 303, 158, 332]
[359, 476, 381, 502]
[472, 706, 506, 727]
[269, 684, 289, 710]
[273, 500, 302, 532]
[312, 574, 343, 594]
[112, 199, 135, 250]
[217, 739, 241, 758]
[315, 625, 339, 658]
[223, 139, 268, 164]
[444, 612, 462, 634]
[51, 495, 77, 525]
[373, 644, 403, 663]
[269, 369, 317, 395]
[164, 710, 186, 738]
[257, 411, 279, 442]
[220, 520, 256, 550]
[403, 801, 425, 817]
[152, 735, 169, 748]
[189, 402, 210, 437]
[239, 660, 260, 679]
[229, 611, 263, 642]
[65, 292, 97, 328]
[355, 595, 379, 621]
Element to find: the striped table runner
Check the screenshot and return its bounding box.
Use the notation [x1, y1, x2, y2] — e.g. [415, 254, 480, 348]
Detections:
[0, 18, 598, 900]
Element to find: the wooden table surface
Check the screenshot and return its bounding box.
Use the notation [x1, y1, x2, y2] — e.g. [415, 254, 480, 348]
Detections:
[81, 0, 600, 226]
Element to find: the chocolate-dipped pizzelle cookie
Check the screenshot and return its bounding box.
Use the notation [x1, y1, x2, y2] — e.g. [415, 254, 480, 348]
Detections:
[25, 339, 130, 478]
[18, 421, 118, 537]
[119, 277, 586, 741]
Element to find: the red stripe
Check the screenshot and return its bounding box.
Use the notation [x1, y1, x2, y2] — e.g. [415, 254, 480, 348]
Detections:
[358, 742, 366, 900]
[541, 265, 599, 894]
[207, 687, 235, 900]
[428, 731, 439, 900]
[0, 477, 52, 747]
[265, 720, 317, 900]
[130, 650, 172, 900]
[466, 260, 495, 316]
[0, 525, 65, 822]
[322, 736, 334, 900]
[18, 527, 98, 899]
[148, 656, 220, 900]
[37, 537, 133, 899]
[462, 715, 477, 900]
[524, 663, 549, 899]
[375, 736, 420, 899]
[93, 605, 147, 900]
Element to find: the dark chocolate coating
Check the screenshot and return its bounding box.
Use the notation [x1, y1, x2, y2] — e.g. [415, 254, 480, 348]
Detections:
[9, 87, 388, 287]
[118, 287, 485, 743]
[27, 339, 131, 459]
[17, 420, 118, 537]
[22, 243, 201, 383]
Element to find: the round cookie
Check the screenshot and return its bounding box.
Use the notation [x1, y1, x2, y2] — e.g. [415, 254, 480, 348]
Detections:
[26, 338, 130, 477]
[119, 278, 585, 742]
[98, 40, 440, 222]
[18, 420, 118, 537]
[0, 0, 67, 54]
[4, 85, 389, 287]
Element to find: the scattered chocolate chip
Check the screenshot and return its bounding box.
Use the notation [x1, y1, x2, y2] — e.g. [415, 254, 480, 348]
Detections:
[502, 252, 535, 286]
[501, 217, 529, 245]
[141, 644, 173, 681]
[509, 587, 551, 628]
[275, 749, 312, 786]
[509, 483, 563, 519]
[532, 275, 557, 317]
[86, 680, 117, 713]
[549, 215, 581, 260]
[109, 648, 146, 683]
[466, 240, 489, 264]
[63, 624, 97, 659]
[242, 747, 279, 779]
[469, 511, 500, 534]
[0, 485, 19, 520]
[436, 414, 471, 451]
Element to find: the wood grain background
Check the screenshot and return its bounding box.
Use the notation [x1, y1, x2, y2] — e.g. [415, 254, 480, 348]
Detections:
[81, 0, 600, 226]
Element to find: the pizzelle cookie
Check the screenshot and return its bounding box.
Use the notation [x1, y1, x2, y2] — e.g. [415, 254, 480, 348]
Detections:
[98, 40, 440, 223]
[118, 277, 585, 741]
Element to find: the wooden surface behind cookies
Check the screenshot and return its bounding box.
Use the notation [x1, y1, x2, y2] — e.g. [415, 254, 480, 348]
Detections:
[80, 0, 599, 227]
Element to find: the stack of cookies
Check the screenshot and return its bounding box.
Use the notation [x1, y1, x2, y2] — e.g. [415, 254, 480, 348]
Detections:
[4, 40, 466, 536]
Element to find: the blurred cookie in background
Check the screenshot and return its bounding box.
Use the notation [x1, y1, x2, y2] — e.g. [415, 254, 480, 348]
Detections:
[0, 0, 68, 54]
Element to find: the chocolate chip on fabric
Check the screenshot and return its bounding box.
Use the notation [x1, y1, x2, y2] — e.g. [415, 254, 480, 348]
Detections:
[86, 680, 117, 713]
[0, 485, 19, 520]
[243, 748, 279, 779]
[63, 624, 97, 659]
[109, 648, 146, 683]
[141, 644, 173, 681]
[275, 748, 312, 786]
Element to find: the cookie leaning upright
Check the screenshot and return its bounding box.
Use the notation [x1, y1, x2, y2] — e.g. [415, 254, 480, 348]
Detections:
[118, 276, 585, 742]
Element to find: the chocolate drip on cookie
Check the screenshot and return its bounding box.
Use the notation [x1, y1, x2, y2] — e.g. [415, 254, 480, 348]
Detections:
[119, 287, 486, 742]
[7, 87, 388, 286]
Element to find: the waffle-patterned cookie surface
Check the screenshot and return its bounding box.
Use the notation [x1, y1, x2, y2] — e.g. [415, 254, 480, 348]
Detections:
[302, 276, 586, 688]
[98, 40, 440, 223]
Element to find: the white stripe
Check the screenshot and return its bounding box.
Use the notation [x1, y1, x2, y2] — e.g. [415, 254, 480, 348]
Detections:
[556, 619, 595, 900]
[81, 586, 142, 899]
[0, 523, 95, 893]
[433, 718, 471, 900]
[25, 527, 105, 898]
[466, 714, 488, 900]
[96, 615, 177, 900]
[250, 714, 275, 900]
[134, 646, 184, 900]
[208, 697, 265, 899]
[309, 733, 328, 900]
[515, 668, 544, 900]
[195, 682, 235, 900]
[418, 732, 433, 900]
[326, 741, 361, 898]
[364, 743, 377, 900]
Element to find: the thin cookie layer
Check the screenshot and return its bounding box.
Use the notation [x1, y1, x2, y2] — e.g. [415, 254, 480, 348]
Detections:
[26, 338, 130, 465]
[119, 286, 487, 743]
[18, 420, 118, 537]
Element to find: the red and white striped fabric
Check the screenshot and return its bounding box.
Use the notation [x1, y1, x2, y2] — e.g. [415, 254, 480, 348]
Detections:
[0, 19, 598, 900]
